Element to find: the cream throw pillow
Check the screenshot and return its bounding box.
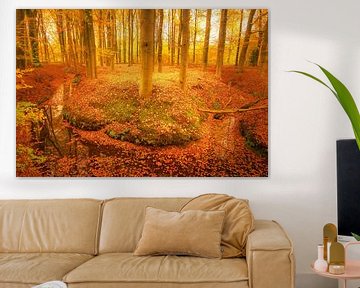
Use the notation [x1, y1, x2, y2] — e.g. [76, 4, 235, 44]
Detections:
[181, 194, 255, 258]
[134, 207, 225, 258]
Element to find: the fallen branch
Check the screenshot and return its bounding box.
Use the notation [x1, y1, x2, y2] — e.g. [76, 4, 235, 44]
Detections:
[198, 105, 268, 114]
[240, 99, 260, 109]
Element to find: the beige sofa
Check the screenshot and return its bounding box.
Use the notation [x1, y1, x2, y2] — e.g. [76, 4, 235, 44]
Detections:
[0, 198, 295, 288]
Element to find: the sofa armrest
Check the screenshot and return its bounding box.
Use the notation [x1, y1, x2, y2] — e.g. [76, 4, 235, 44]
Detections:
[246, 220, 295, 288]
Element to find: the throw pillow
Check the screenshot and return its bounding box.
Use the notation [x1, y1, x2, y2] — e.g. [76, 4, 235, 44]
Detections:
[134, 207, 225, 258]
[181, 193, 254, 258]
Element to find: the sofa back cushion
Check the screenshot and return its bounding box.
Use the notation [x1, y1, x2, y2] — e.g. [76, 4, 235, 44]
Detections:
[99, 198, 189, 253]
[0, 199, 102, 254]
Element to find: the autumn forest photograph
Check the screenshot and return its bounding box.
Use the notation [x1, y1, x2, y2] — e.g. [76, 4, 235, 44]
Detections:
[16, 9, 269, 177]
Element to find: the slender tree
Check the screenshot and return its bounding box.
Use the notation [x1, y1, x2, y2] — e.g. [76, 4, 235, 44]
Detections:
[215, 9, 228, 77]
[97, 10, 104, 66]
[192, 9, 198, 63]
[38, 10, 49, 63]
[119, 11, 122, 63]
[238, 9, 256, 72]
[112, 10, 118, 64]
[83, 9, 97, 78]
[179, 9, 190, 90]
[158, 9, 164, 72]
[71, 12, 81, 66]
[122, 10, 127, 64]
[136, 12, 140, 63]
[202, 9, 211, 71]
[167, 10, 171, 62]
[234, 10, 243, 66]
[139, 9, 155, 98]
[105, 11, 113, 68]
[73, 13, 84, 65]
[128, 9, 134, 66]
[26, 9, 40, 66]
[253, 10, 263, 66]
[16, 10, 26, 69]
[258, 16, 268, 67]
[65, 12, 77, 70]
[170, 10, 175, 65]
[56, 10, 68, 65]
[177, 10, 182, 65]
[153, 10, 156, 69]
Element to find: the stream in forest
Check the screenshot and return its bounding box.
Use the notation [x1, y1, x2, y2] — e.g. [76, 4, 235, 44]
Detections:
[40, 82, 104, 162]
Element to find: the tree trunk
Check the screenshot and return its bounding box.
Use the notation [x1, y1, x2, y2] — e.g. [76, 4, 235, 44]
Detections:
[258, 16, 268, 67]
[105, 11, 113, 68]
[153, 10, 156, 70]
[122, 10, 127, 64]
[128, 10, 133, 66]
[215, 9, 228, 77]
[139, 9, 155, 98]
[167, 10, 171, 61]
[26, 9, 40, 66]
[112, 11, 118, 64]
[83, 9, 97, 78]
[158, 9, 164, 72]
[192, 9, 198, 64]
[38, 10, 49, 63]
[56, 10, 68, 65]
[136, 12, 140, 63]
[238, 9, 256, 72]
[117, 11, 122, 64]
[171, 10, 175, 65]
[179, 9, 190, 90]
[234, 10, 243, 66]
[16, 9, 26, 69]
[253, 10, 263, 66]
[71, 14, 80, 66]
[202, 9, 211, 71]
[77, 18, 84, 64]
[65, 13, 77, 71]
[177, 10, 182, 65]
[98, 10, 104, 66]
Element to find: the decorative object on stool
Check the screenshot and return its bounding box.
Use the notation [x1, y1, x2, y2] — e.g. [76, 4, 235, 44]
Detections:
[323, 223, 337, 262]
[329, 242, 345, 275]
[314, 244, 328, 272]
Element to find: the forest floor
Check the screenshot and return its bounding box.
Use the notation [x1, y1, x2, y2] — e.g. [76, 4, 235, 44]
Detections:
[16, 63, 268, 177]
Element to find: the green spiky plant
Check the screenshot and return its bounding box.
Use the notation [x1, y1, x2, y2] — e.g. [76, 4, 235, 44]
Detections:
[290, 63, 360, 150]
[290, 63, 360, 241]
[352, 232, 360, 241]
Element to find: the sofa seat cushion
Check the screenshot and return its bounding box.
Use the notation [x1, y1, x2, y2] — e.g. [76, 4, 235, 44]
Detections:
[64, 253, 248, 285]
[0, 253, 93, 285]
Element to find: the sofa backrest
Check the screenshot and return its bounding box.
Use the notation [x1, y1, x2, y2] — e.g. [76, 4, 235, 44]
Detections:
[99, 197, 190, 253]
[0, 199, 102, 255]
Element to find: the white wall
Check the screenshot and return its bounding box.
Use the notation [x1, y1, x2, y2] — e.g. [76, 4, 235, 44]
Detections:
[1, 0, 360, 287]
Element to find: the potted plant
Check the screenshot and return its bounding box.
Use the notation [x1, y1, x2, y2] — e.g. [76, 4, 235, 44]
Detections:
[291, 63, 360, 241]
[290, 63, 360, 150]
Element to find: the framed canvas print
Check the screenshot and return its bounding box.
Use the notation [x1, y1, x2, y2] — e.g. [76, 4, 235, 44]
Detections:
[16, 9, 268, 177]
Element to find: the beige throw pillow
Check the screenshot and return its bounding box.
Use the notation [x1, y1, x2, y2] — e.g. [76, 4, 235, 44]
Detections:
[181, 194, 255, 258]
[134, 207, 225, 258]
